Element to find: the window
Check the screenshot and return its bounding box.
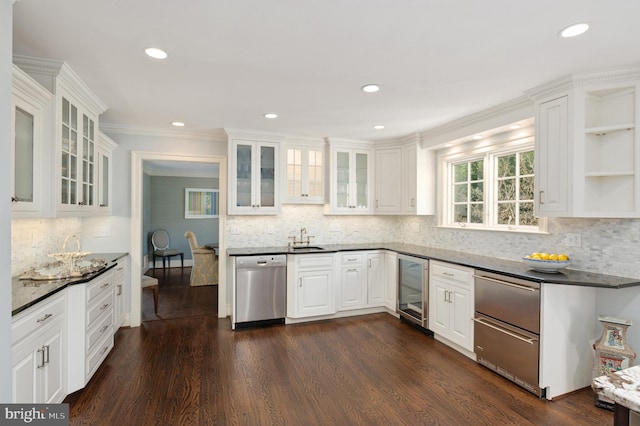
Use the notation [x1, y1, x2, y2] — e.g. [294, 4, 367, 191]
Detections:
[441, 135, 543, 232]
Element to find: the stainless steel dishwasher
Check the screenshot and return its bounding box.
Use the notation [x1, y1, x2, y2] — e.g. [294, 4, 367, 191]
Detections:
[235, 255, 287, 329]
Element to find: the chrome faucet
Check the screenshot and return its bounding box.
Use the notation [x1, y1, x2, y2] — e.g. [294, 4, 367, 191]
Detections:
[288, 227, 314, 249]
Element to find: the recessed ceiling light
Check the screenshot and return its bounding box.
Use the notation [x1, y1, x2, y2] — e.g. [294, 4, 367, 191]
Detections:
[509, 124, 521, 130]
[373, 125, 385, 130]
[559, 23, 590, 38]
[444, 143, 453, 148]
[361, 84, 380, 93]
[171, 121, 185, 127]
[144, 47, 168, 59]
[264, 113, 278, 119]
[472, 135, 483, 140]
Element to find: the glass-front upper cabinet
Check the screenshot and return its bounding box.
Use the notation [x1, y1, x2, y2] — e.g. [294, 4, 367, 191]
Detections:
[11, 64, 53, 218]
[229, 137, 280, 215]
[283, 142, 324, 204]
[328, 144, 373, 214]
[96, 131, 116, 215]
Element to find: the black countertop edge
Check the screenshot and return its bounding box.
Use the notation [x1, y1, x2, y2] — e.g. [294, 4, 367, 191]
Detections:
[12, 252, 128, 316]
[227, 243, 640, 289]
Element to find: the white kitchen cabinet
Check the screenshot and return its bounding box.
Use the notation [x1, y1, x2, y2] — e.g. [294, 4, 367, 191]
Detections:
[96, 132, 116, 215]
[287, 254, 337, 318]
[366, 252, 385, 306]
[374, 147, 402, 213]
[339, 253, 365, 310]
[67, 269, 115, 393]
[527, 68, 640, 217]
[384, 251, 398, 311]
[282, 140, 325, 204]
[327, 140, 373, 214]
[14, 56, 108, 217]
[428, 260, 474, 352]
[11, 292, 66, 404]
[535, 94, 571, 216]
[112, 257, 128, 330]
[228, 135, 281, 215]
[402, 140, 436, 215]
[11, 64, 53, 218]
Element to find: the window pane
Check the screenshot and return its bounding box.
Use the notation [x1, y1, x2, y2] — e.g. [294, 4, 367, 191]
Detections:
[520, 202, 538, 226]
[454, 163, 468, 183]
[470, 160, 483, 180]
[519, 151, 535, 175]
[497, 202, 516, 224]
[454, 183, 467, 202]
[470, 182, 483, 202]
[470, 204, 483, 223]
[498, 154, 516, 177]
[498, 178, 515, 201]
[454, 205, 467, 222]
[519, 176, 535, 200]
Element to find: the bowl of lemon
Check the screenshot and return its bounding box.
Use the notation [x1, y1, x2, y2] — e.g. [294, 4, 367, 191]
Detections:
[522, 252, 571, 273]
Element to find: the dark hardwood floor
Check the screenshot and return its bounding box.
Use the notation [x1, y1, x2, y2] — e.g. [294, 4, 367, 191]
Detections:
[65, 268, 612, 425]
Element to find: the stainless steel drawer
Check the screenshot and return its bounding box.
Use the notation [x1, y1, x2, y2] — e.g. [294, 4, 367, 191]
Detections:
[474, 313, 542, 396]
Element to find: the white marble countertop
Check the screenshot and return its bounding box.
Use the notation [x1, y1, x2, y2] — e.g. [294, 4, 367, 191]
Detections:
[593, 365, 640, 412]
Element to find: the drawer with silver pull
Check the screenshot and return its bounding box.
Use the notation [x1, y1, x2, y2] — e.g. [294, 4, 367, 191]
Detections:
[12, 292, 66, 344]
[86, 310, 113, 353]
[431, 260, 473, 286]
[86, 289, 114, 329]
[86, 333, 114, 381]
[86, 271, 114, 304]
[340, 253, 364, 265]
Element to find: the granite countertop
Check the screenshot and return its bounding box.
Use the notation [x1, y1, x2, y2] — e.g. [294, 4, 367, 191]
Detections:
[227, 243, 640, 289]
[592, 365, 640, 413]
[12, 252, 128, 316]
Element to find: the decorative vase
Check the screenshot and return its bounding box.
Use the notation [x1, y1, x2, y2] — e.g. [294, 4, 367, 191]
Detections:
[593, 316, 636, 409]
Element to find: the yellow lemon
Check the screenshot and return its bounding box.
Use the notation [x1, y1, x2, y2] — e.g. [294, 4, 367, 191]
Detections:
[531, 252, 540, 257]
[532, 254, 542, 260]
[558, 254, 569, 261]
[540, 253, 550, 260]
[549, 254, 559, 261]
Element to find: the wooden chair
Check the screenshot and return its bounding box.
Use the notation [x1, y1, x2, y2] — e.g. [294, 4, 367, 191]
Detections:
[151, 229, 184, 271]
[184, 231, 218, 286]
[141, 275, 159, 314]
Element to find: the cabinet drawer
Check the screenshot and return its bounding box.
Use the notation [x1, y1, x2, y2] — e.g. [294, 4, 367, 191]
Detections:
[341, 253, 363, 265]
[86, 290, 114, 329]
[86, 333, 113, 380]
[431, 261, 473, 287]
[86, 310, 113, 353]
[12, 293, 66, 344]
[296, 254, 334, 269]
[86, 272, 114, 304]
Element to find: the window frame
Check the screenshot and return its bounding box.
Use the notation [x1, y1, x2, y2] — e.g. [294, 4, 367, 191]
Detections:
[439, 135, 547, 233]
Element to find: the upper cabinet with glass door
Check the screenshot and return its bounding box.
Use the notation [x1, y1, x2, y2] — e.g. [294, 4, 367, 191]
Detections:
[11, 65, 54, 218]
[326, 139, 374, 214]
[96, 131, 117, 215]
[14, 56, 108, 217]
[282, 139, 325, 204]
[227, 130, 283, 215]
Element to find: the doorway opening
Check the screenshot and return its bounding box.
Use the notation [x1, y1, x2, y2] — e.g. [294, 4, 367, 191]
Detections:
[130, 152, 227, 327]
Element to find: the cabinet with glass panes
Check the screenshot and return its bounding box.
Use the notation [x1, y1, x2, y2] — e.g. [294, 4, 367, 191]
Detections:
[13, 56, 107, 217]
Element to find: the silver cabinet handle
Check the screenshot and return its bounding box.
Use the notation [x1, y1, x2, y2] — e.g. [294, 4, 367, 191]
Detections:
[117, 284, 122, 296]
[444, 290, 449, 303]
[100, 324, 110, 334]
[100, 282, 110, 289]
[37, 347, 45, 368]
[539, 190, 544, 204]
[299, 278, 302, 287]
[368, 259, 372, 268]
[37, 313, 53, 323]
[473, 318, 537, 345]
[473, 275, 537, 292]
[44, 345, 50, 365]
[100, 303, 111, 311]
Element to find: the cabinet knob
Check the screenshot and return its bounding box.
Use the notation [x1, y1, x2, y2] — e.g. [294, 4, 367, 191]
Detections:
[11, 196, 19, 203]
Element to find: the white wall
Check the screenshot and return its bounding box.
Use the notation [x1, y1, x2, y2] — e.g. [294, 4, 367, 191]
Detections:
[2, 0, 13, 403]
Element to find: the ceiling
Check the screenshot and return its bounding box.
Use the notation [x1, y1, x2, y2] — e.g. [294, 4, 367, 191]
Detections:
[11, 0, 640, 142]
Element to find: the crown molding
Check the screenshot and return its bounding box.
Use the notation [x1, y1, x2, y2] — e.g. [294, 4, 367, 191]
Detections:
[13, 54, 107, 115]
[12, 64, 53, 105]
[100, 123, 227, 142]
[224, 128, 287, 143]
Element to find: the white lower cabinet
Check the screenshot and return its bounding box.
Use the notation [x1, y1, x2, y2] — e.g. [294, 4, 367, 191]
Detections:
[288, 254, 336, 318]
[11, 292, 66, 403]
[366, 252, 385, 306]
[384, 251, 398, 311]
[338, 251, 386, 311]
[67, 268, 115, 393]
[112, 257, 128, 330]
[428, 261, 474, 352]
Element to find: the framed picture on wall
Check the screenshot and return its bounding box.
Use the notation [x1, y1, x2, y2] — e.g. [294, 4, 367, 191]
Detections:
[185, 188, 219, 218]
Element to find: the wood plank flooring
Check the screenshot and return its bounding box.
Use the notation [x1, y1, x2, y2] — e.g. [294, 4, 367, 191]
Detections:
[65, 268, 612, 425]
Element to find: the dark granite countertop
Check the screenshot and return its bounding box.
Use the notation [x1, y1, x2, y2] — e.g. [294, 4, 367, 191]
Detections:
[12, 252, 128, 316]
[227, 243, 640, 289]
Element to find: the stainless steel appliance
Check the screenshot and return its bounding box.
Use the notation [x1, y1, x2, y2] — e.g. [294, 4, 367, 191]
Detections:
[397, 255, 429, 329]
[235, 255, 287, 329]
[473, 271, 544, 397]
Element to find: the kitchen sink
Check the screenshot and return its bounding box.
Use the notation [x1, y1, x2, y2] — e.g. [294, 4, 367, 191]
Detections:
[290, 246, 325, 252]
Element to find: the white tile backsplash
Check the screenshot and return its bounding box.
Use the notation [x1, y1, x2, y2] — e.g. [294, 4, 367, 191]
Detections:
[11, 218, 82, 277]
